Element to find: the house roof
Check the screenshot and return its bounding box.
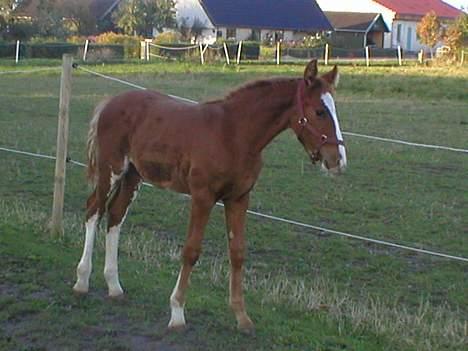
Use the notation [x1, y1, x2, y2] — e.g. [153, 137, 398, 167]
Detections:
[199, 0, 333, 32]
[373, 0, 463, 19]
[325, 12, 390, 32]
[14, 0, 121, 20]
[91, 0, 122, 20]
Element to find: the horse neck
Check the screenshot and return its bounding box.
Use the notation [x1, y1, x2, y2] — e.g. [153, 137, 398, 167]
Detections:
[223, 78, 299, 154]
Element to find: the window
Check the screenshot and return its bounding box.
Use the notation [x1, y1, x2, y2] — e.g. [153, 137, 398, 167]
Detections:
[226, 28, 236, 40]
[407, 27, 413, 50]
[251, 29, 261, 41]
[396, 24, 402, 43]
[217, 30, 223, 39]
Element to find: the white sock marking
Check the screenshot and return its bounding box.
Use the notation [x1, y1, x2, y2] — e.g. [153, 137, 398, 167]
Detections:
[168, 270, 186, 328]
[73, 214, 98, 293]
[104, 224, 124, 297]
[321, 92, 347, 168]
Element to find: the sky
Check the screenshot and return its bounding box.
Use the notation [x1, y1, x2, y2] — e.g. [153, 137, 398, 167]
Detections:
[443, 0, 467, 10]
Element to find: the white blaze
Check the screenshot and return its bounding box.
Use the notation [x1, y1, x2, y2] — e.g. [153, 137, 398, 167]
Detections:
[321, 92, 347, 169]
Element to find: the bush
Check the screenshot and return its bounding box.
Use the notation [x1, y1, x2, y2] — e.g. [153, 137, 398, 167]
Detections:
[4, 21, 36, 41]
[28, 36, 62, 44]
[94, 32, 143, 59]
[67, 35, 89, 44]
[0, 43, 16, 58]
[23, 43, 81, 59]
[154, 31, 181, 44]
[225, 41, 260, 60]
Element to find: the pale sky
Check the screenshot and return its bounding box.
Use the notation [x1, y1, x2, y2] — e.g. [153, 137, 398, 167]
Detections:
[443, 0, 467, 10]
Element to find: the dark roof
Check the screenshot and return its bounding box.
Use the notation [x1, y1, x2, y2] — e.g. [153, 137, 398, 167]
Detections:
[14, 0, 121, 20]
[325, 12, 390, 33]
[91, 0, 122, 20]
[199, 0, 332, 32]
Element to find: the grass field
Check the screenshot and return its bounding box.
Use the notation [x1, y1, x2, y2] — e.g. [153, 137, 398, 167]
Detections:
[1, 59, 467, 350]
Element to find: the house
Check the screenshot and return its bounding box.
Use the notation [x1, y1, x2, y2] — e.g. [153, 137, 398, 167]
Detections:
[13, 0, 121, 32]
[176, 0, 333, 44]
[316, 0, 463, 51]
[325, 12, 390, 48]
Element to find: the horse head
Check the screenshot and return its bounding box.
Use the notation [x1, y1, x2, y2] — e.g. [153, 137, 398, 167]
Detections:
[293, 59, 347, 175]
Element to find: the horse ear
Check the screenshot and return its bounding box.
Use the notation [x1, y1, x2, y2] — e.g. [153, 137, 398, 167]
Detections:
[303, 59, 318, 86]
[322, 65, 340, 88]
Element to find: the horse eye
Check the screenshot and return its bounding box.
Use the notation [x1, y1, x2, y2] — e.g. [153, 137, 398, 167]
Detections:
[316, 110, 326, 118]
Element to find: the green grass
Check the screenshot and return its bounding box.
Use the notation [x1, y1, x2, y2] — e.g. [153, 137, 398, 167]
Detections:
[0, 60, 467, 350]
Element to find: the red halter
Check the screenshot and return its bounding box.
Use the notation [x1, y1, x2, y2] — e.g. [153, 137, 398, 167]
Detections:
[294, 80, 344, 163]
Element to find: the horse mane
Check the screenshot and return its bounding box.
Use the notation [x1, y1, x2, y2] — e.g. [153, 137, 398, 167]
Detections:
[203, 77, 299, 105]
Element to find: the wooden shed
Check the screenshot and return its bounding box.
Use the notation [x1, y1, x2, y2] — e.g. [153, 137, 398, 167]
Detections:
[325, 11, 390, 48]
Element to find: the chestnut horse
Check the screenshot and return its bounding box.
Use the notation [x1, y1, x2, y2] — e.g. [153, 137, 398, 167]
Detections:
[73, 59, 346, 332]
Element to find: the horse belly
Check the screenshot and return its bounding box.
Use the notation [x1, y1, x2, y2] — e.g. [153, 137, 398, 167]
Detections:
[136, 159, 190, 193]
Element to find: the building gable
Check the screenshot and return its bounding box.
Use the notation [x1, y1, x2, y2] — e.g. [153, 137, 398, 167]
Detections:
[325, 12, 390, 32]
[373, 0, 463, 19]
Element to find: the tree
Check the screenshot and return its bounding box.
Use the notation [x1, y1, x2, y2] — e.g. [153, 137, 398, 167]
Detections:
[443, 13, 468, 59]
[33, 0, 68, 38]
[113, 0, 141, 35]
[0, 0, 17, 36]
[417, 11, 442, 58]
[62, 0, 97, 36]
[113, 0, 176, 37]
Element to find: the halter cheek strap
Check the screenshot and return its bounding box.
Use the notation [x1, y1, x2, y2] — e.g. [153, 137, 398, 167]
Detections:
[294, 80, 344, 163]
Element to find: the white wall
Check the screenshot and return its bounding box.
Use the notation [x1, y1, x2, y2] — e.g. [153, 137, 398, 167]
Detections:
[175, 0, 214, 29]
[392, 20, 418, 51]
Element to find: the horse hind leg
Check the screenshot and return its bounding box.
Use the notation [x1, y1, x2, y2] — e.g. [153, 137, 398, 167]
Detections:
[73, 190, 99, 294]
[104, 163, 141, 297]
[73, 164, 113, 295]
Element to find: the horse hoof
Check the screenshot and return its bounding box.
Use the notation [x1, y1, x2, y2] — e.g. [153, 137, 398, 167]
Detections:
[238, 321, 255, 335]
[72, 284, 88, 296]
[167, 322, 186, 332]
[107, 292, 125, 300]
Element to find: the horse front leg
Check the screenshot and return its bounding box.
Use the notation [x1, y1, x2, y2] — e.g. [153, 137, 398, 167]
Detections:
[224, 194, 254, 333]
[168, 192, 215, 329]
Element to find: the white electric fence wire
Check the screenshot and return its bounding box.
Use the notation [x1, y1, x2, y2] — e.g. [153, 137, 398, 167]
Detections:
[75, 65, 195, 104]
[2, 145, 468, 263]
[76, 65, 468, 155]
[0, 67, 61, 75]
[343, 132, 468, 154]
[149, 43, 199, 50]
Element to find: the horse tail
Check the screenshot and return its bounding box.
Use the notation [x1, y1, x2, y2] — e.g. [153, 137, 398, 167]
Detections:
[86, 98, 110, 185]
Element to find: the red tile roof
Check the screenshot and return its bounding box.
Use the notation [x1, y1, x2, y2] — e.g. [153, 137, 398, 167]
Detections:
[373, 0, 463, 18]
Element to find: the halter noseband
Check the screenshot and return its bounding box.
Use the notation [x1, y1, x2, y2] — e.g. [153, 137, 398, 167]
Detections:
[295, 80, 344, 163]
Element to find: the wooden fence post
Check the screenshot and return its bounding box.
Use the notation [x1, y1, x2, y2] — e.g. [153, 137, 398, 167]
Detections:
[223, 42, 230, 65]
[83, 39, 89, 61]
[50, 54, 73, 237]
[236, 41, 243, 65]
[397, 45, 403, 66]
[140, 41, 146, 60]
[276, 41, 281, 65]
[15, 40, 20, 63]
[199, 42, 205, 65]
[146, 40, 150, 61]
[324, 43, 329, 66]
[365, 46, 370, 67]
